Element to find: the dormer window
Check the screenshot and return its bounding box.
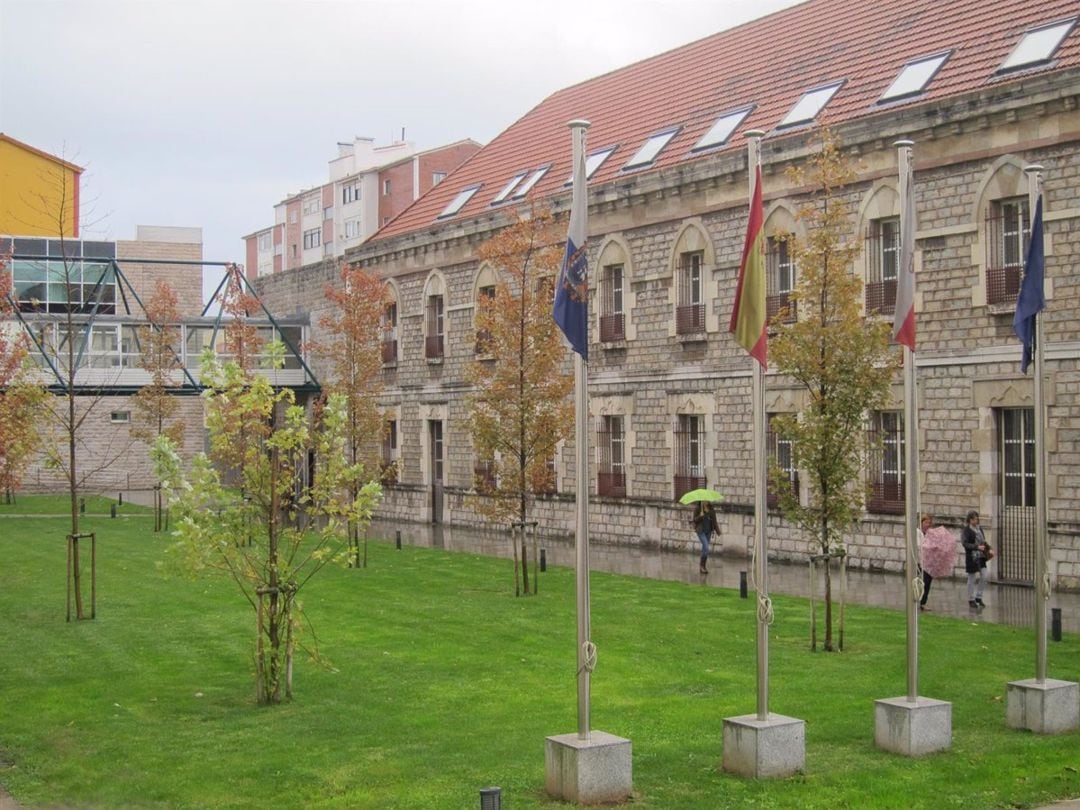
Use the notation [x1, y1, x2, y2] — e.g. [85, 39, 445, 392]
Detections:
[879, 52, 950, 102]
[565, 147, 617, 185]
[623, 128, 679, 170]
[692, 107, 753, 152]
[999, 17, 1076, 73]
[778, 82, 843, 128]
[438, 184, 482, 218]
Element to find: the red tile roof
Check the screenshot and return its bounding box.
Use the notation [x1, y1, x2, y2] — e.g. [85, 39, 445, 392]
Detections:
[374, 0, 1079, 241]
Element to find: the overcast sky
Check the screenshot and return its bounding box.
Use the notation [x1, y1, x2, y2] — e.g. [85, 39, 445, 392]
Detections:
[1, 0, 801, 286]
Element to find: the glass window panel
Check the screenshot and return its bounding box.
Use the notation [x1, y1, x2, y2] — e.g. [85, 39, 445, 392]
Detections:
[13, 238, 45, 256]
[778, 82, 842, 127]
[880, 53, 950, 101]
[492, 172, 527, 204]
[1000, 18, 1076, 72]
[693, 107, 753, 151]
[624, 128, 679, 169]
[438, 185, 482, 218]
[12, 259, 47, 282]
[512, 166, 549, 199]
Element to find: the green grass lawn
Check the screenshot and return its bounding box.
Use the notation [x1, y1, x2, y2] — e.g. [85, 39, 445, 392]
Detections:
[1, 500, 1078, 809]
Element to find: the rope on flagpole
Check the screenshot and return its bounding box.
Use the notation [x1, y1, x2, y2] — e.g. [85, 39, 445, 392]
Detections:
[750, 541, 775, 626]
[578, 640, 597, 674]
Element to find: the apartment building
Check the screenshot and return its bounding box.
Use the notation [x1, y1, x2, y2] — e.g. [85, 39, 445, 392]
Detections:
[255, 0, 1080, 591]
[243, 136, 480, 278]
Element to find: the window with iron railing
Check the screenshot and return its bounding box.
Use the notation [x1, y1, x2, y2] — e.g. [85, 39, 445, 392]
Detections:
[1000, 407, 1035, 507]
[474, 457, 497, 494]
[597, 415, 626, 497]
[986, 197, 1030, 307]
[675, 251, 705, 334]
[600, 263, 625, 342]
[865, 217, 899, 315]
[673, 414, 706, 500]
[534, 452, 557, 494]
[381, 420, 398, 483]
[381, 301, 398, 364]
[866, 410, 905, 514]
[767, 414, 799, 509]
[474, 285, 495, 355]
[766, 235, 797, 323]
[425, 294, 444, 359]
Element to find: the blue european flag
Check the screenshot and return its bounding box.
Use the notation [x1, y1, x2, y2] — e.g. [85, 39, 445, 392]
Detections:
[1013, 197, 1044, 374]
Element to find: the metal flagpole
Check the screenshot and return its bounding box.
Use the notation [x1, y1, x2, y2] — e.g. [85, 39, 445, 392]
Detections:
[569, 119, 593, 740]
[1025, 164, 1048, 684]
[897, 140, 921, 703]
[746, 130, 769, 721]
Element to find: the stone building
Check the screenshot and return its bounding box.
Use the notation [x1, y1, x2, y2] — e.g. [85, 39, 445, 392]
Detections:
[256, 0, 1080, 590]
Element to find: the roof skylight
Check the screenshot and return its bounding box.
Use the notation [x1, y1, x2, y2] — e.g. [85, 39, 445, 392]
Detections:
[492, 172, 527, 204]
[623, 128, 679, 170]
[777, 81, 843, 128]
[880, 52, 950, 101]
[437, 184, 481, 219]
[511, 166, 550, 199]
[692, 106, 753, 152]
[999, 17, 1076, 72]
[565, 147, 617, 185]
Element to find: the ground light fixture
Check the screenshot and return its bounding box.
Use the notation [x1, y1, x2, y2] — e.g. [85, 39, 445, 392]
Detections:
[479, 786, 501, 809]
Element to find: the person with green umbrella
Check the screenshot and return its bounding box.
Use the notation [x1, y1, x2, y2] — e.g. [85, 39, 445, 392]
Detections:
[690, 495, 720, 574]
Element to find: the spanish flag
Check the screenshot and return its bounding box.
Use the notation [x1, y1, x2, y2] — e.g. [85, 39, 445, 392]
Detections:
[729, 165, 767, 367]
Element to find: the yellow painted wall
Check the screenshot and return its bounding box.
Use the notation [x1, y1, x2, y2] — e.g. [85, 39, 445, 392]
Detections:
[0, 138, 80, 237]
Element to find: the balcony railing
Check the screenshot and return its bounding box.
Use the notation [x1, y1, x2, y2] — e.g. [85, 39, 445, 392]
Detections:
[381, 338, 397, 364]
[986, 266, 1020, 308]
[673, 474, 706, 502]
[425, 334, 444, 359]
[599, 313, 625, 343]
[865, 280, 897, 316]
[766, 292, 796, 323]
[675, 303, 705, 335]
[597, 470, 626, 498]
[867, 478, 904, 515]
[474, 461, 497, 494]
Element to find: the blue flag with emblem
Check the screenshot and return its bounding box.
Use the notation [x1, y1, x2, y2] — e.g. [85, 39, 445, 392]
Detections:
[554, 140, 589, 359]
[1013, 197, 1044, 374]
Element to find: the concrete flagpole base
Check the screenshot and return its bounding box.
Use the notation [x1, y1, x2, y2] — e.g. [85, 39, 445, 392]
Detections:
[874, 697, 952, 755]
[722, 714, 805, 778]
[545, 731, 632, 804]
[1006, 679, 1080, 734]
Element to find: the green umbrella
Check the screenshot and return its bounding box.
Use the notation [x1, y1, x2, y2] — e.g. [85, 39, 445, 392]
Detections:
[678, 488, 723, 505]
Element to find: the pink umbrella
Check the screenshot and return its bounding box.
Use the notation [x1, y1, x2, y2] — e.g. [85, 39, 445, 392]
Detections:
[920, 526, 959, 578]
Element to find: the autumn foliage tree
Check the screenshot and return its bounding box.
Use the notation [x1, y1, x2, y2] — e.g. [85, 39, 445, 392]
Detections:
[131, 280, 184, 530]
[308, 263, 385, 567]
[768, 130, 896, 651]
[0, 253, 47, 502]
[466, 209, 573, 596]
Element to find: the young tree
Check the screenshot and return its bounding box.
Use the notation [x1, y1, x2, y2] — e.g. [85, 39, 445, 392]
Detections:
[153, 351, 382, 705]
[768, 130, 897, 651]
[131, 280, 184, 530]
[0, 253, 47, 502]
[308, 263, 385, 567]
[18, 152, 133, 618]
[466, 209, 573, 596]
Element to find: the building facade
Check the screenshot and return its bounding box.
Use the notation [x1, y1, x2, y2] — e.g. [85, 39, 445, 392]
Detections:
[255, 1, 1080, 591]
[242, 137, 480, 278]
[0, 133, 81, 239]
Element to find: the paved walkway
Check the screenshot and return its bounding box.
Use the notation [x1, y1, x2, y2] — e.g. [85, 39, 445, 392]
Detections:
[371, 518, 1080, 631]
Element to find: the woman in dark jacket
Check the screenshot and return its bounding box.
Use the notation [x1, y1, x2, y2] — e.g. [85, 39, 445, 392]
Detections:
[961, 510, 990, 609]
[692, 501, 718, 575]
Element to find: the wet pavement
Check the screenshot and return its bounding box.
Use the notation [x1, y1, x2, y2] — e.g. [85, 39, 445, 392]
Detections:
[369, 518, 1080, 634]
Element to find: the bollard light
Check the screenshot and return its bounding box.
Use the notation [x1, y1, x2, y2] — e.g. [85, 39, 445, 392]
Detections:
[110, 504, 117, 519]
[79, 498, 85, 514]
[540, 548, 547, 572]
[118, 492, 123, 505]
[1052, 607, 1062, 642]
[739, 571, 748, 598]
[479, 786, 501, 810]
[395, 530, 402, 550]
